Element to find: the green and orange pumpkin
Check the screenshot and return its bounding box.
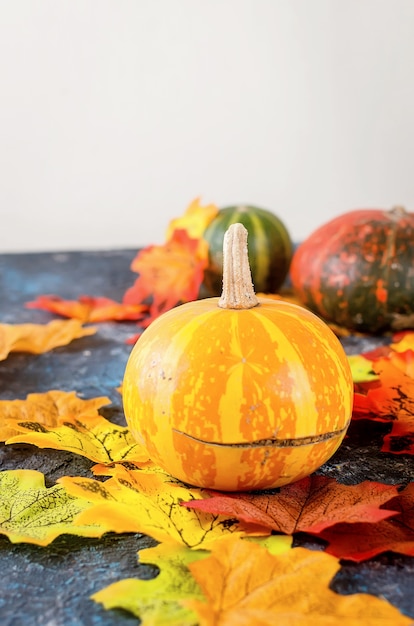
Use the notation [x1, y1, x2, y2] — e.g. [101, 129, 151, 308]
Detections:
[202, 204, 293, 296]
[290, 206, 414, 333]
[123, 223, 353, 491]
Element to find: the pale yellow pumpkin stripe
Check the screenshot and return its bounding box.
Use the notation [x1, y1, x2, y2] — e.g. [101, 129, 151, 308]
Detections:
[170, 307, 305, 442]
[252, 302, 353, 436]
[297, 309, 354, 424]
[149, 307, 222, 475]
[248, 309, 319, 438]
[123, 300, 223, 484]
[151, 301, 351, 444]
[217, 319, 245, 442]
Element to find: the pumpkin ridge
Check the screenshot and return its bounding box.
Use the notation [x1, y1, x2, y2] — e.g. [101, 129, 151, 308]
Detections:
[172, 424, 349, 448]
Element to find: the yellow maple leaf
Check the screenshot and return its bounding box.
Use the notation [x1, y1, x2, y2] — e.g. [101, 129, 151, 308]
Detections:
[391, 332, 414, 353]
[347, 354, 379, 383]
[0, 389, 111, 441]
[60, 465, 265, 548]
[0, 319, 96, 361]
[186, 537, 411, 625]
[0, 469, 104, 546]
[4, 393, 150, 465]
[92, 536, 292, 626]
[165, 197, 219, 241]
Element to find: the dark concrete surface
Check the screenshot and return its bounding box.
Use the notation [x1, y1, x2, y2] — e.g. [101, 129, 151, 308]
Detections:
[1, 249, 414, 625]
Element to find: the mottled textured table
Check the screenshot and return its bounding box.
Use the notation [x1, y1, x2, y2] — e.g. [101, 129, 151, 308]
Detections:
[1, 249, 414, 625]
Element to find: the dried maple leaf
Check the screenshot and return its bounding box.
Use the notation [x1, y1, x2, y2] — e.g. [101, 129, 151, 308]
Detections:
[165, 197, 219, 241]
[185, 537, 411, 625]
[320, 482, 414, 562]
[0, 389, 111, 441]
[92, 536, 292, 626]
[5, 393, 149, 465]
[181, 476, 398, 534]
[26, 294, 148, 323]
[0, 319, 95, 361]
[0, 469, 104, 546]
[60, 465, 264, 548]
[123, 229, 209, 322]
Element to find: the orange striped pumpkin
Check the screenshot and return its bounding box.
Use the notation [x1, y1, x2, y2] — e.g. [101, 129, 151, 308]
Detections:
[123, 224, 353, 491]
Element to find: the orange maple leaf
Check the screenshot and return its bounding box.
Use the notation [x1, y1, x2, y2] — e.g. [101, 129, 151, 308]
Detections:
[391, 331, 414, 352]
[182, 476, 398, 534]
[124, 229, 209, 321]
[350, 338, 414, 454]
[4, 392, 149, 465]
[186, 537, 411, 625]
[0, 390, 111, 441]
[26, 294, 148, 323]
[0, 319, 95, 361]
[355, 357, 414, 454]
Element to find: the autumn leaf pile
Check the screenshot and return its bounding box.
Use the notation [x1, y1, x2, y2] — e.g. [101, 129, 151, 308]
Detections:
[1, 199, 414, 625]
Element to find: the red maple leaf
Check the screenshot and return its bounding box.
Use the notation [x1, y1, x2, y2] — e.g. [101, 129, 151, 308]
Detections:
[381, 417, 414, 455]
[319, 482, 414, 562]
[181, 476, 398, 534]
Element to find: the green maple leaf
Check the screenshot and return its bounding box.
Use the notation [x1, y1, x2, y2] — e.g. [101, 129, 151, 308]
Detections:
[0, 469, 104, 545]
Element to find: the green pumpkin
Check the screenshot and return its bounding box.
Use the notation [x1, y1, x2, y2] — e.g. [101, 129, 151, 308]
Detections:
[202, 205, 293, 295]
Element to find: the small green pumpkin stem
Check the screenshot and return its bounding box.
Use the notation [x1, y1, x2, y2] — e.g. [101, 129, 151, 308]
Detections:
[218, 223, 259, 310]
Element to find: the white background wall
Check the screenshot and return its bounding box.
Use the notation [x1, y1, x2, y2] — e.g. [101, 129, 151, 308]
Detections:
[1, 0, 413, 253]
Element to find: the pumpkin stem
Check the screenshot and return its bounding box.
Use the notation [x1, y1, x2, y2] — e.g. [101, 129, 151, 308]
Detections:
[218, 223, 259, 310]
[389, 206, 407, 219]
